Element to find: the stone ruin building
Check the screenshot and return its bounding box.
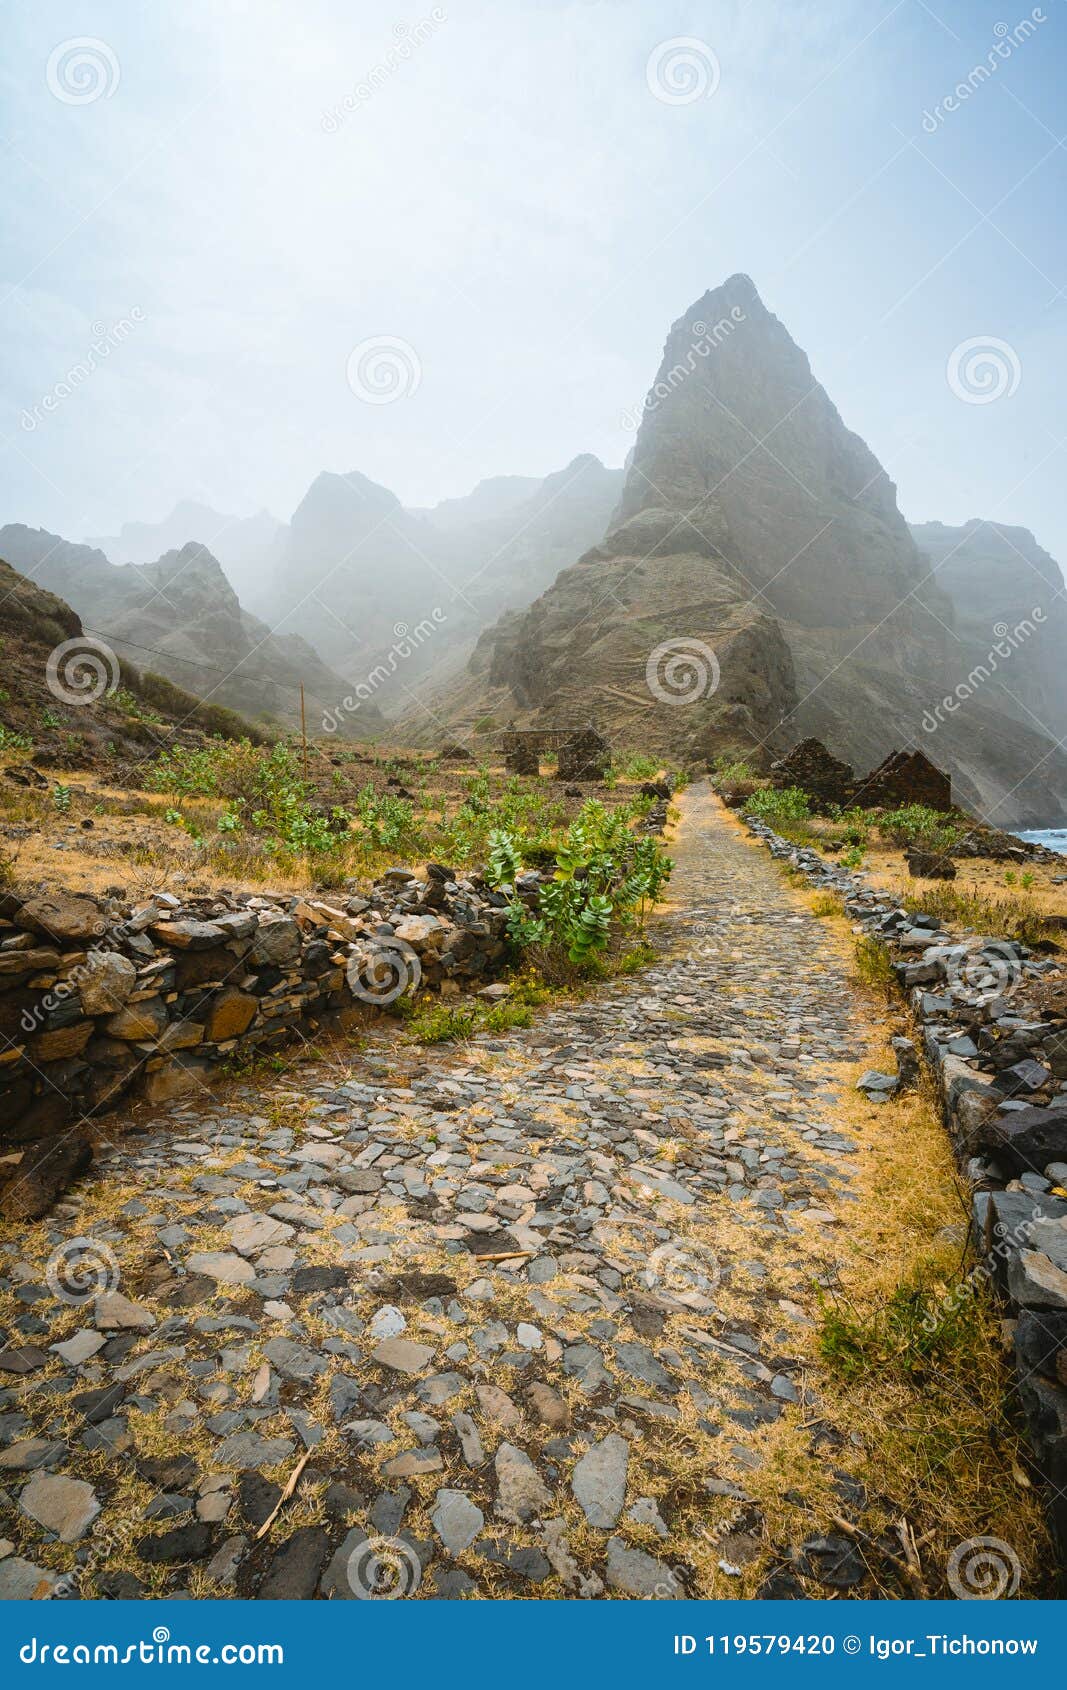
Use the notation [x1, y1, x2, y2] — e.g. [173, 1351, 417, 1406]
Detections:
[769, 738, 854, 809]
[771, 738, 952, 813]
[852, 748, 952, 811]
[501, 724, 611, 781]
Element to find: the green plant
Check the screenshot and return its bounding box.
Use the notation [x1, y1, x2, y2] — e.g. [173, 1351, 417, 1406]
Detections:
[712, 754, 759, 781]
[620, 754, 661, 781]
[51, 783, 72, 814]
[878, 804, 962, 853]
[819, 1276, 986, 1384]
[485, 828, 525, 888]
[406, 1002, 478, 1043]
[745, 784, 811, 822]
[497, 801, 672, 972]
[840, 843, 866, 869]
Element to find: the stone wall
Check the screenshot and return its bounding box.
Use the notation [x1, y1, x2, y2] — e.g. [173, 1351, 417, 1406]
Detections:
[746, 816, 1067, 1569]
[0, 868, 510, 1160]
[502, 737, 540, 775]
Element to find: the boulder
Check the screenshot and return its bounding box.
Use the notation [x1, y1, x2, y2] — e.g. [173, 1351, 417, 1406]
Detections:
[203, 989, 258, 1041]
[105, 998, 168, 1041]
[143, 1056, 213, 1104]
[980, 1107, 1067, 1175]
[77, 949, 137, 1016]
[148, 918, 227, 950]
[17, 894, 107, 944]
[30, 1021, 92, 1062]
[20, 1473, 100, 1541]
[905, 848, 957, 880]
[251, 918, 301, 966]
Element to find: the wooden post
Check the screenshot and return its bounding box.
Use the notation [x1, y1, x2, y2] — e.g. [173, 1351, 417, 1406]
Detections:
[300, 683, 309, 785]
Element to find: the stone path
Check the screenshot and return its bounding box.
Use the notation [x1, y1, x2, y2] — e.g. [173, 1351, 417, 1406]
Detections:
[0, 785, 901, 1600]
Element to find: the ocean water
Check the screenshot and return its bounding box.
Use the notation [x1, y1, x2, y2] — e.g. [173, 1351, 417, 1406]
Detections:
[1016, 827, 1067, 856]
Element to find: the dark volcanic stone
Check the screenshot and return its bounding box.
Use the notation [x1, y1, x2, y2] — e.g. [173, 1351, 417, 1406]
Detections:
[982, 1107, 1067, 1175]
[137, 1521, 213, 1564]
[256, 1526, 331, 1600]
[96, 1570, 146, 1599]
[0, 1346, 49, 1375]
[476, 1539, 551, 1581]
[237, 1470, 282, 1529]
[799, 1534, 866, 1589]
[324, 1481, 365, 1520]
[72, 1383, 125, 1424]
[137, 1453, 199, 1491]
[290, 1265, 349, 1296]
[1015, 1309, 1067, 1386]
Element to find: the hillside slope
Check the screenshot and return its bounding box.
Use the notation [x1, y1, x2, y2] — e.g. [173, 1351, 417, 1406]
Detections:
[911, 518, 1067, 744]
[0, 526, 378, 738]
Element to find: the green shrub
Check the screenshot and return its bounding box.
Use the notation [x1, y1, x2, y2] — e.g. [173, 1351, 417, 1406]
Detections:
[147, 738, 351, 859]
[0, 724, 33, 754]
[619, 754, 661, 780]
[878, 804, 962, 852]
[819, 1278, 985, 1383]
[497, 800, 672, 972]
[745, 784, 811, 821]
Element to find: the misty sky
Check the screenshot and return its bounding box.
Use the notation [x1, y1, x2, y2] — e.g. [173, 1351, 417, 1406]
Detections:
[2, 0, 1065, 569]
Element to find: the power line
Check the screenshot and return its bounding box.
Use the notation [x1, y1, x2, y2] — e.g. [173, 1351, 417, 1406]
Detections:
[81, 625, 337, 709]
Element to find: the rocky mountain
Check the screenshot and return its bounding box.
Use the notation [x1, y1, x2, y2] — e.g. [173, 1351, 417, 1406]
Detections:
[0, 554, 266, 769]
[911, 519, 1067, 743]
[424, 274, 1067, 827]
[0, 525, 377, 737]
[258, 455, 624, 711]
[88, 501, 285, 607]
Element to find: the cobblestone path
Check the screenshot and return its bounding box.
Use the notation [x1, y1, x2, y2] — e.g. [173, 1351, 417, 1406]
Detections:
[1, 785, 901, 1600]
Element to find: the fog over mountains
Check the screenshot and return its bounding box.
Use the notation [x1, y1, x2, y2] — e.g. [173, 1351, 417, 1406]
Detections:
[4, 273, 1065, 822]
